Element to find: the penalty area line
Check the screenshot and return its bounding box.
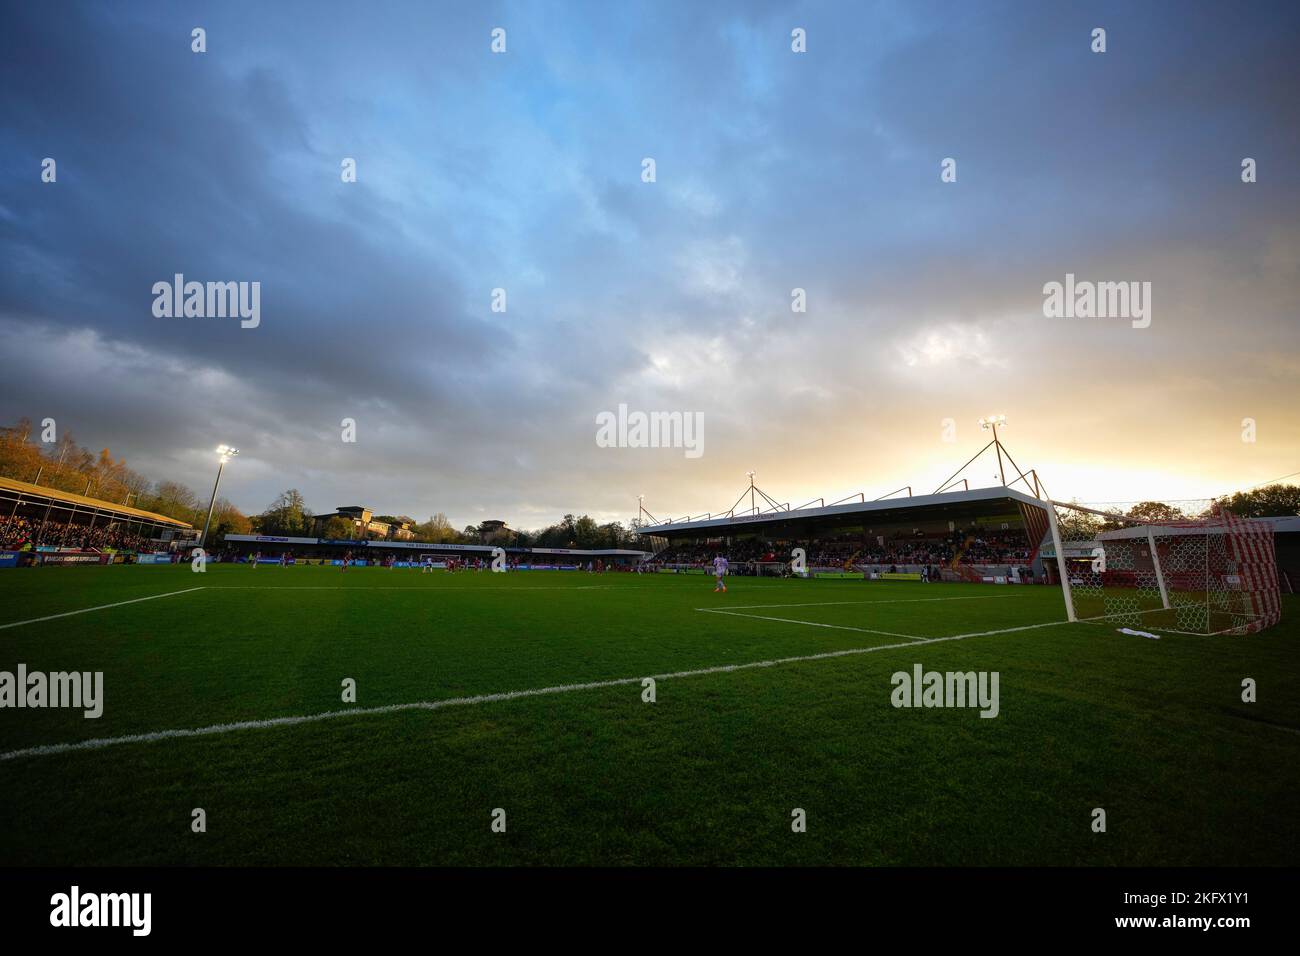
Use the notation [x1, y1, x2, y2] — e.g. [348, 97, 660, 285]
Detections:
[0, 587, 207, 632]
[703, 594, 1029, 611]
[696, 607, 926, 641]
[697, 607, 1077, 644]
[0, 617, 1069, 763]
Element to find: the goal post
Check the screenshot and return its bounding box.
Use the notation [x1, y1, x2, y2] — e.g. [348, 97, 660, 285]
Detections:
[1045, 499, 1075, 622]
[1042, 498, 1281, 635]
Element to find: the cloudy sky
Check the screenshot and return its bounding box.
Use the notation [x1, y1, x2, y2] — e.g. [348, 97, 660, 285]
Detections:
[1, 0, 1297, 528]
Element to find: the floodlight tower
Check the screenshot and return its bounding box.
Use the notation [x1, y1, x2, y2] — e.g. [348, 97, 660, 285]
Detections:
[636, 494, 659, 528]
[746, 471, 757, 515]
[199, 445, 239, 547]
[978, 416, 1008, 487]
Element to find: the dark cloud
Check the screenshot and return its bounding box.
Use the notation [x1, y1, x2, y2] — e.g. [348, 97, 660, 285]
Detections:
[1, 0, 1297, 522]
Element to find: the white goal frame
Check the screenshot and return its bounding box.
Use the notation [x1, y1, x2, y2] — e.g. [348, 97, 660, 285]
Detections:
[1044, 500, 1280, 635]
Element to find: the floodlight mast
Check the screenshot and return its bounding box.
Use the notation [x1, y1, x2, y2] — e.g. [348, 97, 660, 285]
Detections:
[636, 494, 660, 528]
[934, 417, 1011, 495]
[199, 445, 239, 547]
[979, 415, 1008, 486]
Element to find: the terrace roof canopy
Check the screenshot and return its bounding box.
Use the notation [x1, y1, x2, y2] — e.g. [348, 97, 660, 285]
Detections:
[0, 474, 194, 530]
[634, 486, 1049, 540]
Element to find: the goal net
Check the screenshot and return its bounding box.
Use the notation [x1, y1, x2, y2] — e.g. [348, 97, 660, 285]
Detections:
[1043, 499, 1281, 635]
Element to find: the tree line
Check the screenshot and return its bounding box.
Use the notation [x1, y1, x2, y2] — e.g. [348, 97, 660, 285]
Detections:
[1056, 488, 1300, 539]
[251, 489, 639, 550]
[0, 418, 251, 538]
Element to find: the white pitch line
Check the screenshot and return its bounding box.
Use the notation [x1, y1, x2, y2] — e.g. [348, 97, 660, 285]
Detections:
[0, 587, 206, 632]
[701, 594, 1026, 611]
[1251, 722, 1300, 737]
[203, 585, 631, 591]
[697, 607, 927, 641]
[0, 617, 1073, 762]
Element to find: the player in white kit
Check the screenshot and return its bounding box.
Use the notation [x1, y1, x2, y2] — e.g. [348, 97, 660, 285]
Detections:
[712, 554, 729, 593]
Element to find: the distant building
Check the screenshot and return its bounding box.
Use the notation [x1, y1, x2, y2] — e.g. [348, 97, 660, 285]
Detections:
[479, 519, 516, 545]
[312, 506, 414, 540]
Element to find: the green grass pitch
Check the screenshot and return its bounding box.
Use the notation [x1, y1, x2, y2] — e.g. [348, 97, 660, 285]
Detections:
[1, 564, 1297, 866]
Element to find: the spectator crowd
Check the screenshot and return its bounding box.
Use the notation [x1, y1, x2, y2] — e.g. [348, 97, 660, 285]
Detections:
[648, 528, 1034, 573]
[0, 514, 170, 553]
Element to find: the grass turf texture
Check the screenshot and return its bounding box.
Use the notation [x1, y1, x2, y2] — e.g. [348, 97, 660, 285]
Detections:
[0, 565, 1297, 866]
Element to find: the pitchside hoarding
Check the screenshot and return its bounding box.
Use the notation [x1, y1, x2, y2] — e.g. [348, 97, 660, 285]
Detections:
[35, 551, 110, 565]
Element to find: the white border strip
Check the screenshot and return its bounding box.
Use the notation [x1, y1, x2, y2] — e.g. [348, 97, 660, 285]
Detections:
[0, 587, 206, 632]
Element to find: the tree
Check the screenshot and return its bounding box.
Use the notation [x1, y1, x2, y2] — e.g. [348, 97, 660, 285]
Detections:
[207, 498, 252, 547]
[596, 521, 631, 549]
[145, 481, 202, 523]
[0, 418, 32, 444]
[520, 513, 635, 550]
[90, 447, 131, 504]
[0, 419, 41, 482]
[318, 516, 352, 539]
[1127, 501, 1186, 523]
[254, 489, 314, 536]
[1055, 502, 1103, 540]
[1219, 484, 1300, 518]
[573, 515, 599, 549]
[211, 498, 250, 532]
[413, 513, 458, 543]
[120, 468, 154, 506]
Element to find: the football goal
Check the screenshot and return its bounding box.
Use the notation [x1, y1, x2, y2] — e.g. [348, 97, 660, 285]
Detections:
[1042, 499, 1281, 635]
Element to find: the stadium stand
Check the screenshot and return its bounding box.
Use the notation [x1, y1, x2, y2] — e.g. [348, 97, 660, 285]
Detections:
[0, 474, 194, 561]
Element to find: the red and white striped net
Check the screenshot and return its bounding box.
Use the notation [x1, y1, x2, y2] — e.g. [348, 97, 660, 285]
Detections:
[1047, 499, 1280, 635]
[1217, 505, 1282, 633]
